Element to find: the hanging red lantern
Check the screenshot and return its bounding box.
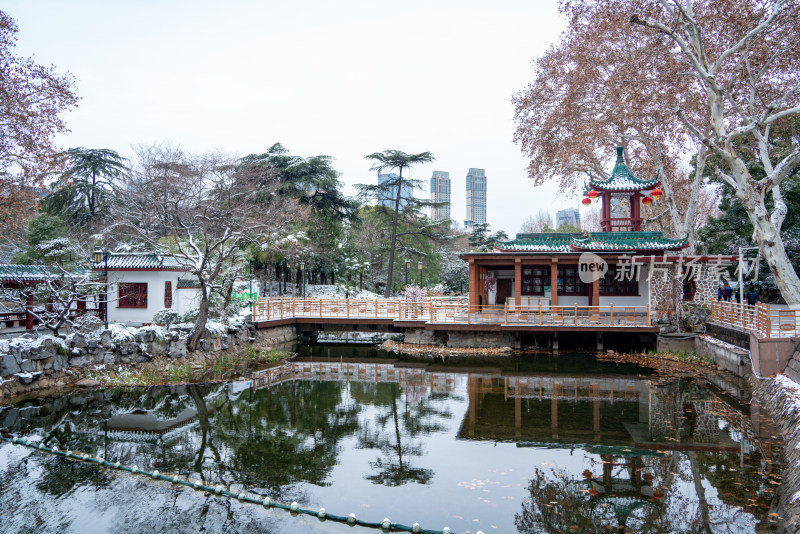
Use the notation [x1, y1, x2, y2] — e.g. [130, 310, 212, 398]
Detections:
[642, 196, 653, 206]
[582, 197, 592, 205]
[582, 469, 593, 479]
[653, 489, 665, 500]
[651, 188, 663, 199]
[587, 189, 599, 199]
[588, 489, 599, 496]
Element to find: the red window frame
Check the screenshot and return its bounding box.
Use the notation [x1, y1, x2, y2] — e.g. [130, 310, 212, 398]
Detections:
[164, 281, 173, 308]
[118, 283, 148, 308]
[682, 280, 697, 301]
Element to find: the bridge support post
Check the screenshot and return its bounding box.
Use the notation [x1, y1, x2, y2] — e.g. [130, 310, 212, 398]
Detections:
[596, 332, 604, 352]
[552, 331, 559, 352]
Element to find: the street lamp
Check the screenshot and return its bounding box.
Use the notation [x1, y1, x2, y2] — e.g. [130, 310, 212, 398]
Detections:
[405, 259, 410, 287]
[92, 248, 110, 329]
[417, 261, 423, 286]
[299, 262, 305, 298]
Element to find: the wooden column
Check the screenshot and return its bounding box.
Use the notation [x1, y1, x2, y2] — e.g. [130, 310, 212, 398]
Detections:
[514, 258, 522, 308]
[591, 277, 600, 320]
[468, 260, 479, 307]
[550, 259, 559, 306]
[25, 292, 34, 330]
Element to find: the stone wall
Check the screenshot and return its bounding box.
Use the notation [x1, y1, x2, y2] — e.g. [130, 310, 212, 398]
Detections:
[705, 322, 751, 350]
[649, 264, 680, 317]
[446, 330, 519, 349]
[0, 323, 296, 400]
[695, 335, 751, 377]
[778, 344, 800, 384]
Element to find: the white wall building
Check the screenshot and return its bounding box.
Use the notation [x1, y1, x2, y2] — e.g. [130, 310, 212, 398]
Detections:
[94, 254, 201, 325]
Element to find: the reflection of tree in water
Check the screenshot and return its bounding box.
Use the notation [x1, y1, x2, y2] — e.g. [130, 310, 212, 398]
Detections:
[351, 382, 451, 486]
[209, 380, 362, 492]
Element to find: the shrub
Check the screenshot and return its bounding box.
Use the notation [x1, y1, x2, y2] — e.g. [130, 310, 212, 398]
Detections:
[153, 308, 180, 328]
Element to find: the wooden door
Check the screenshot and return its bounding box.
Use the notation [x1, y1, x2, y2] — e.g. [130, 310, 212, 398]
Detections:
[496, 279, 510, 305]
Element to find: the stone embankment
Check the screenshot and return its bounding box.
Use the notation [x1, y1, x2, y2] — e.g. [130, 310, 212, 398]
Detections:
[0, 323, 296, 400]
[753, 375, 800, 534]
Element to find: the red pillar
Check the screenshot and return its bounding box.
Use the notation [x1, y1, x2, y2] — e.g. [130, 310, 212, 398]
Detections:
[25, 292, 34, 330]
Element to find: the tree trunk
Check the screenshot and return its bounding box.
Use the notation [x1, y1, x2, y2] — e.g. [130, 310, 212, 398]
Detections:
[188, 290, 210, 352]
[384, 169, 404, 297]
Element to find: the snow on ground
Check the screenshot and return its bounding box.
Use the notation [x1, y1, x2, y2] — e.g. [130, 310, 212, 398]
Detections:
[299, 284, 384, 300]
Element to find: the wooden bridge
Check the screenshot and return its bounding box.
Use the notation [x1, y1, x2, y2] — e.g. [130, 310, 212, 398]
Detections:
[252, 297, 657, 332]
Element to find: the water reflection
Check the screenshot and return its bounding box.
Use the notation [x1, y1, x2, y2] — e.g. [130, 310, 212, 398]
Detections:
[0, 353, 784, 533]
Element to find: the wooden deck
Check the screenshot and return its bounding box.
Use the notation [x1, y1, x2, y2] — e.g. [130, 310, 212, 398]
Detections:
[253, 298, 658, 332]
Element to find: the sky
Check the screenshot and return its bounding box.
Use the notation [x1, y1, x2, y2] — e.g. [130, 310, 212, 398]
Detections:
[5, 0, 589, 236]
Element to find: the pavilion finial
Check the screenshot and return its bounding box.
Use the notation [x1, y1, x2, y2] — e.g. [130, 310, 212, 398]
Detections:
[616, 146, 624, 162]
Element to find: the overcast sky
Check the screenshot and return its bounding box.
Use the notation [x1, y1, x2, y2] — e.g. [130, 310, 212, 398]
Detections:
[6, 0, 589, 236]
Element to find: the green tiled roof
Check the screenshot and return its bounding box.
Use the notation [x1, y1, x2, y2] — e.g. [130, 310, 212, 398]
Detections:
[571, 232, 688, 252]
[0, 264, 59, 281]
[589, 147, 660, 192]
[92, 253, 188, 271]
[494, 232, 688, 253]
[495, 233, 576, 252]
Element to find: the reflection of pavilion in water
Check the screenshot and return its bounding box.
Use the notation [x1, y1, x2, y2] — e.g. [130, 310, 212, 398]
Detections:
[460, 374, 780, 458]
[252, 360, 467, 404]
[97, 405, 206, 444]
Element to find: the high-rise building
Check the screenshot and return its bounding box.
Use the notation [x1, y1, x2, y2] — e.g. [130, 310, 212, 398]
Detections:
[556, 207, 581, 229]
[377, 173, 414, 210]
[464, 168, 487, 228]
[430, 171, 451, 221]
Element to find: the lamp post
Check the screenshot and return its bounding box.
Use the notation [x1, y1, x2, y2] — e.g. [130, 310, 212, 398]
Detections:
[418, 261, 423, 286]
[405, 259, 410, 287]
[92, 248, 110, 329]
[299, 262, 305, 298]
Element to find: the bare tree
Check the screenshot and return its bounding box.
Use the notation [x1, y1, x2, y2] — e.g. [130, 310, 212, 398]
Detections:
[519, 209, 554, 233]
[115, 145, 304, 351]
[628, 0, 800, 306]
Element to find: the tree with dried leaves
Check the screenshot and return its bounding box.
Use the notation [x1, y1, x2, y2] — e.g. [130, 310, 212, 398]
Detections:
[0, 10, 78, 240]
[116, 145, 305, 351]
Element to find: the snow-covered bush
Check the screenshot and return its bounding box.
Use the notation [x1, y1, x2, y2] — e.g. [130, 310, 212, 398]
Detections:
[74, 314, 104, 335]
[153, 308, 180, 328]
[181, 307, 200, 323]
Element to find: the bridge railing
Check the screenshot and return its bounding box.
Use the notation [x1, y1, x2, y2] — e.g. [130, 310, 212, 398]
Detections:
[710, 301, 799, 338]
[253, 298, 652, 327]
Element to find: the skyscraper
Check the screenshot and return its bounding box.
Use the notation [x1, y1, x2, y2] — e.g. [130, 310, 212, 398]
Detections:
[430, 171, 451, 221]
[464, 168, 486, 228]
[556, 207, 581, 229]
[377, 173, 414, 210]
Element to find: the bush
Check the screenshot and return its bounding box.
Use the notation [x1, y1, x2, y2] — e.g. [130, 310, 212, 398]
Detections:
[153, 308, 180, 327]
[181, 307, 200, 323]
[74, 314, 104, 335]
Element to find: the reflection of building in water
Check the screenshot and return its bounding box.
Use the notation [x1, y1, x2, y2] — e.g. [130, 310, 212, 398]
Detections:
[99, 406, 203, 443]
[459, 375, 767, 454]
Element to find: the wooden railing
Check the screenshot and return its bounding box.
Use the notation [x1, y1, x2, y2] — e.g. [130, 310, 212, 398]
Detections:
[253, 298, 652, 328]
[710, 301, 799, 338]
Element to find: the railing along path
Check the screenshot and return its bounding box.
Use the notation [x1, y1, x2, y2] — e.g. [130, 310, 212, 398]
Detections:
[253, 298, 652, 328]
[710, 301, 799, 338]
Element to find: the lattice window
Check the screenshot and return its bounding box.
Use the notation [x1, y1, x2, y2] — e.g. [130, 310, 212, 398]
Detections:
[119, 283, 147, 308]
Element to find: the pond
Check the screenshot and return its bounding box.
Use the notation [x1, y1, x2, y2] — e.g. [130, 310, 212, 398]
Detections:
[0, 345, 786, 533]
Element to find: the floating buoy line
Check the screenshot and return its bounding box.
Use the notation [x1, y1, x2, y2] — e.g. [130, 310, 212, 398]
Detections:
[1, 435, 471, 534]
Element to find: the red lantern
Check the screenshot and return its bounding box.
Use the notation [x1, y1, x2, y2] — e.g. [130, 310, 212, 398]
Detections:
[643, 473, 654, 482]
[651, 188, 663, 199]
[582, 469, 593, 479]
[582, 197, 592, 205]
[642, 196, 653, 206]
[653, 489, 665, 500]
[587, 189, 599, 199]
[588, 489, 599, 496]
